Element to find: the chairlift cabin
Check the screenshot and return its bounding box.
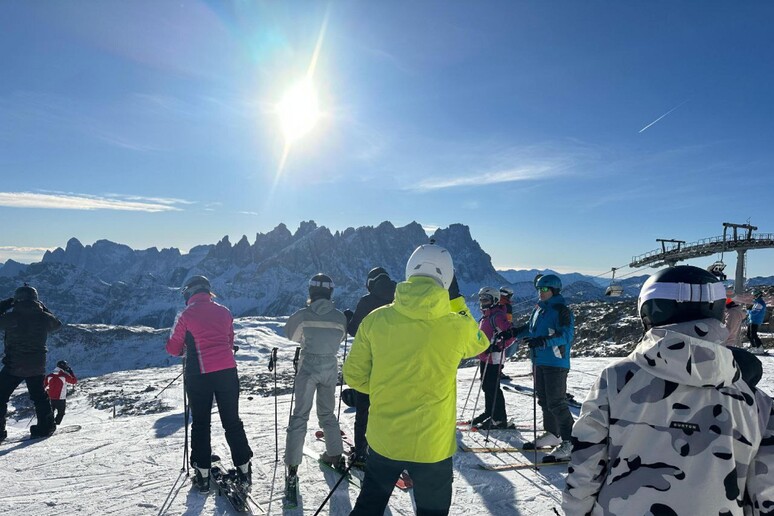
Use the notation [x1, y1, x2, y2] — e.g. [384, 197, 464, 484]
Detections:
[605, 268, 624, 297]
[707, 260, 727, 281]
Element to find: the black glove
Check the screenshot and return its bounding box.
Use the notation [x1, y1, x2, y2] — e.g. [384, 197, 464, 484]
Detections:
[524, 336, 548, 349]
[496, 328, 515, 341]
[448, 274, 461, 300]
[512, 324, 528, 336]
[0, 297, 14, 313]
[343, 309, 354, 324]
[487, 342, 502, 354]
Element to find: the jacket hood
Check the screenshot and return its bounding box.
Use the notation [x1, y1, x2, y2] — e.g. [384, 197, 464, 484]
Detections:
[632, 318, 738, 388]
[308, 298, 336, 315]
[538, 294, 567, 309]
[368, 277, 397, 302]
[186, 291, 213, 306]
[393, 277, 451, 321]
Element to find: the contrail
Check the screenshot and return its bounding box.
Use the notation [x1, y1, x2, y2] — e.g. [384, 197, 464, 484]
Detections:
[638, 100, 689, 133]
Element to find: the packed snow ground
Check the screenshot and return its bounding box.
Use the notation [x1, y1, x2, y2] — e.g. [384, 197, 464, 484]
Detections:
[1, 317, 772, 515]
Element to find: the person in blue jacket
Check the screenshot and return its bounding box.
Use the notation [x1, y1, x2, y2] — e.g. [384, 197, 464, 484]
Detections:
[514, 274, 575, 462]
[747, 290, 767, 354]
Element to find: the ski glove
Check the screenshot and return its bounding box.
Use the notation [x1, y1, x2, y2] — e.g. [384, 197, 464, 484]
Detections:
[487, 342, 504, 354]
[512, 324, 528, 336]
[0, 297, 13, 313]
[343, 309, 354, 324]
[524, 336, 548, 349]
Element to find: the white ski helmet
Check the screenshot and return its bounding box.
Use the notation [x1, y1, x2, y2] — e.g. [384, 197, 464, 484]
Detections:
[478, 287, 500, 309]
[405, 244, 454, 289]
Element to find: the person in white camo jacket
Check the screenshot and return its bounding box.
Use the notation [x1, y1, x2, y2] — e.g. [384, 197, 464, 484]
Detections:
[563, 266, 774, 516]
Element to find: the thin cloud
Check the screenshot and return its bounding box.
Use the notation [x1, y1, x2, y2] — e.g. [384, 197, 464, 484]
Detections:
[0, 192, 185, 212]
[411, 164, 558, 192]
[639, 100, 689, 133]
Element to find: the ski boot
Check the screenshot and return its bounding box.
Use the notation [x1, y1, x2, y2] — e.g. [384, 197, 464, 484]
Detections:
[321, 453, 347, 474]
[283, 466, 299, 509]
[236, 461, 252, 488]
[192, 464, 210, 493]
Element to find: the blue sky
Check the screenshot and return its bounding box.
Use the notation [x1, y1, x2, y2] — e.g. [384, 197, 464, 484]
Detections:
[1, 1, 773, 279]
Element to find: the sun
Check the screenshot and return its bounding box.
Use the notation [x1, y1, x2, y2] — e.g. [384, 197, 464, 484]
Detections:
[277, 78, 320, 143]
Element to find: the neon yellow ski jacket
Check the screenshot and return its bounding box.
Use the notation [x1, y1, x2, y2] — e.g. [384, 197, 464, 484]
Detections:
[343, 276, 489, 463]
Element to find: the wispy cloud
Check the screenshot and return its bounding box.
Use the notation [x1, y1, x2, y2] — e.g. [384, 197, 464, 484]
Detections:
[0, 246, 54, 264]
[411, 164, 558, 191]
[421, 224, 439, 235]
[639, 100, 689, 133]
[0, 192, 187, 212]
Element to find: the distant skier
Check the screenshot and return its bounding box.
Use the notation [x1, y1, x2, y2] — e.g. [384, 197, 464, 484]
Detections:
[563, 265, 774, 515]
[471, 287, 515, 429]
[344, 244, 488, 515]
[0, 284, 62, 442]
[166, 275, 253, 492]
[509, 274, 575, 462]
[747, 289, 767, 354]
[283, 274, 348, 497]
[723, 287, 746, 347]
[498, 286, 514, 324]
[45, 360, 77, 425]
[344, 266, 396, 468]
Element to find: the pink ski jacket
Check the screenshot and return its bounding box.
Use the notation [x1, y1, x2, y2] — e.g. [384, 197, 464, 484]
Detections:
[478, 304, 515, 365]
[166, 292, 236, 375]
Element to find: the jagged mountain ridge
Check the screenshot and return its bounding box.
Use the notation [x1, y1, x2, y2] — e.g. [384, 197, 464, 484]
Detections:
[0, 221, 512, 327]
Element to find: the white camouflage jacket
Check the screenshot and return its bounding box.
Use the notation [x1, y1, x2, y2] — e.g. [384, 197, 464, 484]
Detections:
[563, 318, 774, 516]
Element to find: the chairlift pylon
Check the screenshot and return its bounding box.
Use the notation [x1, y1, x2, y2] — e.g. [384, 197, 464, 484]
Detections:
[604, 267, 624, 297]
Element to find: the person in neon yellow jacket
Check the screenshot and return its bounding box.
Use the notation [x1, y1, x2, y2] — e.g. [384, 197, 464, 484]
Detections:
[344, 243, 489, 515]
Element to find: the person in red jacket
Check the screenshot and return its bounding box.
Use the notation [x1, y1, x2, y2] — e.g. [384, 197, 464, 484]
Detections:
[166, 276, 253, 493]
[45, 360, 77, 425]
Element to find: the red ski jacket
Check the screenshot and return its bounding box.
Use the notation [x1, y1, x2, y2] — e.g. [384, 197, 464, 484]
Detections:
[45, 368, 77, 400]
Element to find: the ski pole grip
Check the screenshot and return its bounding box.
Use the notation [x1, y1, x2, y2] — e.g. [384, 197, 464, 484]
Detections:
[268, 347, 278, 372]
[293, 346, 301, 373]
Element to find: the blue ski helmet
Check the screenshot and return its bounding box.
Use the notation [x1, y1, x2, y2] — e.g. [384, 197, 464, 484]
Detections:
[536, 274, 562, 293]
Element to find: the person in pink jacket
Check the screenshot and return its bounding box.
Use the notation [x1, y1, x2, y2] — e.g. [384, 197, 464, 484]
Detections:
[472, 287, 516, 430]
[166, 276, 253, 493]
[45, 360, 77, 425]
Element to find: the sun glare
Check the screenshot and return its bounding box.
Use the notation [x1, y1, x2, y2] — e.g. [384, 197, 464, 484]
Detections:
[278, 78, 320, 143]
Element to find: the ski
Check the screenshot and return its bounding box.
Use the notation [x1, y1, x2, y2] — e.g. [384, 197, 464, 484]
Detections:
[396, 470, 413, 491]
[314, 429, 355, 453]
[210, 455, 252, 513]
[478, 459, 570, 471]
[283, 473, 299, 509]
[500, 383, 582, 409]
[302, 447, 360, 488]
[1, 424, 81, 445]
[458, 444, 550, 453]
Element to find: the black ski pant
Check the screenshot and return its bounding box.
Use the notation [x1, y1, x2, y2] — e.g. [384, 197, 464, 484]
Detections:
[186, 367, 252, 469]
[51, 399, 67, 425]
[747, 323, 764, 348]
[350, 449, 453, 516]
[353, 390, 370, 456]
[0, 367, 54, 432]
[479, 362, 507, 423]
[534, 365, 574, 441]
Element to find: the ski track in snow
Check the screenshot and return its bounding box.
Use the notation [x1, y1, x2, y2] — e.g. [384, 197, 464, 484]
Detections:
[1, 318, 772, 515]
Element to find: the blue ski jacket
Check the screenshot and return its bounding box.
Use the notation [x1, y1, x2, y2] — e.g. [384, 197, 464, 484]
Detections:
[518, 294, 574, 369]
[749, 296, 767, 325]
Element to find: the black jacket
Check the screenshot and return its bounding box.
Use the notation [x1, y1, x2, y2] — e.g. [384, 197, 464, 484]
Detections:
[347, 277, 396, 337]
[0, 300, 62, 377]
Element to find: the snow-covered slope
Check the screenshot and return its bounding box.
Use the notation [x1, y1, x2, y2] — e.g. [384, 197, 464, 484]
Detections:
[2, 318, 773, 515]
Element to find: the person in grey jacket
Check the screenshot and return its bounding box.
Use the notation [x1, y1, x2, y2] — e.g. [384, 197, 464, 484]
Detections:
[283, 274, 348, 493]
[563, 266, 774, 515]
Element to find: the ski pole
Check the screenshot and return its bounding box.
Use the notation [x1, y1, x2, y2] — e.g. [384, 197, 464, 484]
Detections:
[183, 374, 190, 476]
[154, 371, 183, 399]
[460, 363, 479, 420]
[312, 461, 355, 516]
[268, 347, 279, 463]
[484, 347, 507, 444]
[532, 347, 538, 470]
[287, 346, 301, 426]
[336, 334, 349, 420]
[468, 359, 489, 432]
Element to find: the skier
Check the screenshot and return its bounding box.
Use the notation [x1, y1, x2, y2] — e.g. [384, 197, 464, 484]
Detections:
[283, 274, 348, 497]
[471, 287, 515, 429]
[166, 275, 253, 492]
[498, 286, 514, 324]
[509, 274, 575, 461]
[343, 244, 489, 515]
[563, 265, 774, 515]
[0, 285, 62, 442]
[747, 289, 767, 354]
[724, 287, 746, 347]
[344, 266, 396, 468]
[45, 360, 77, 425]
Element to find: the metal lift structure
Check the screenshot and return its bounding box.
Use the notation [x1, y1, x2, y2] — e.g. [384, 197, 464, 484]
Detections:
[629, 222, 774, 295]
